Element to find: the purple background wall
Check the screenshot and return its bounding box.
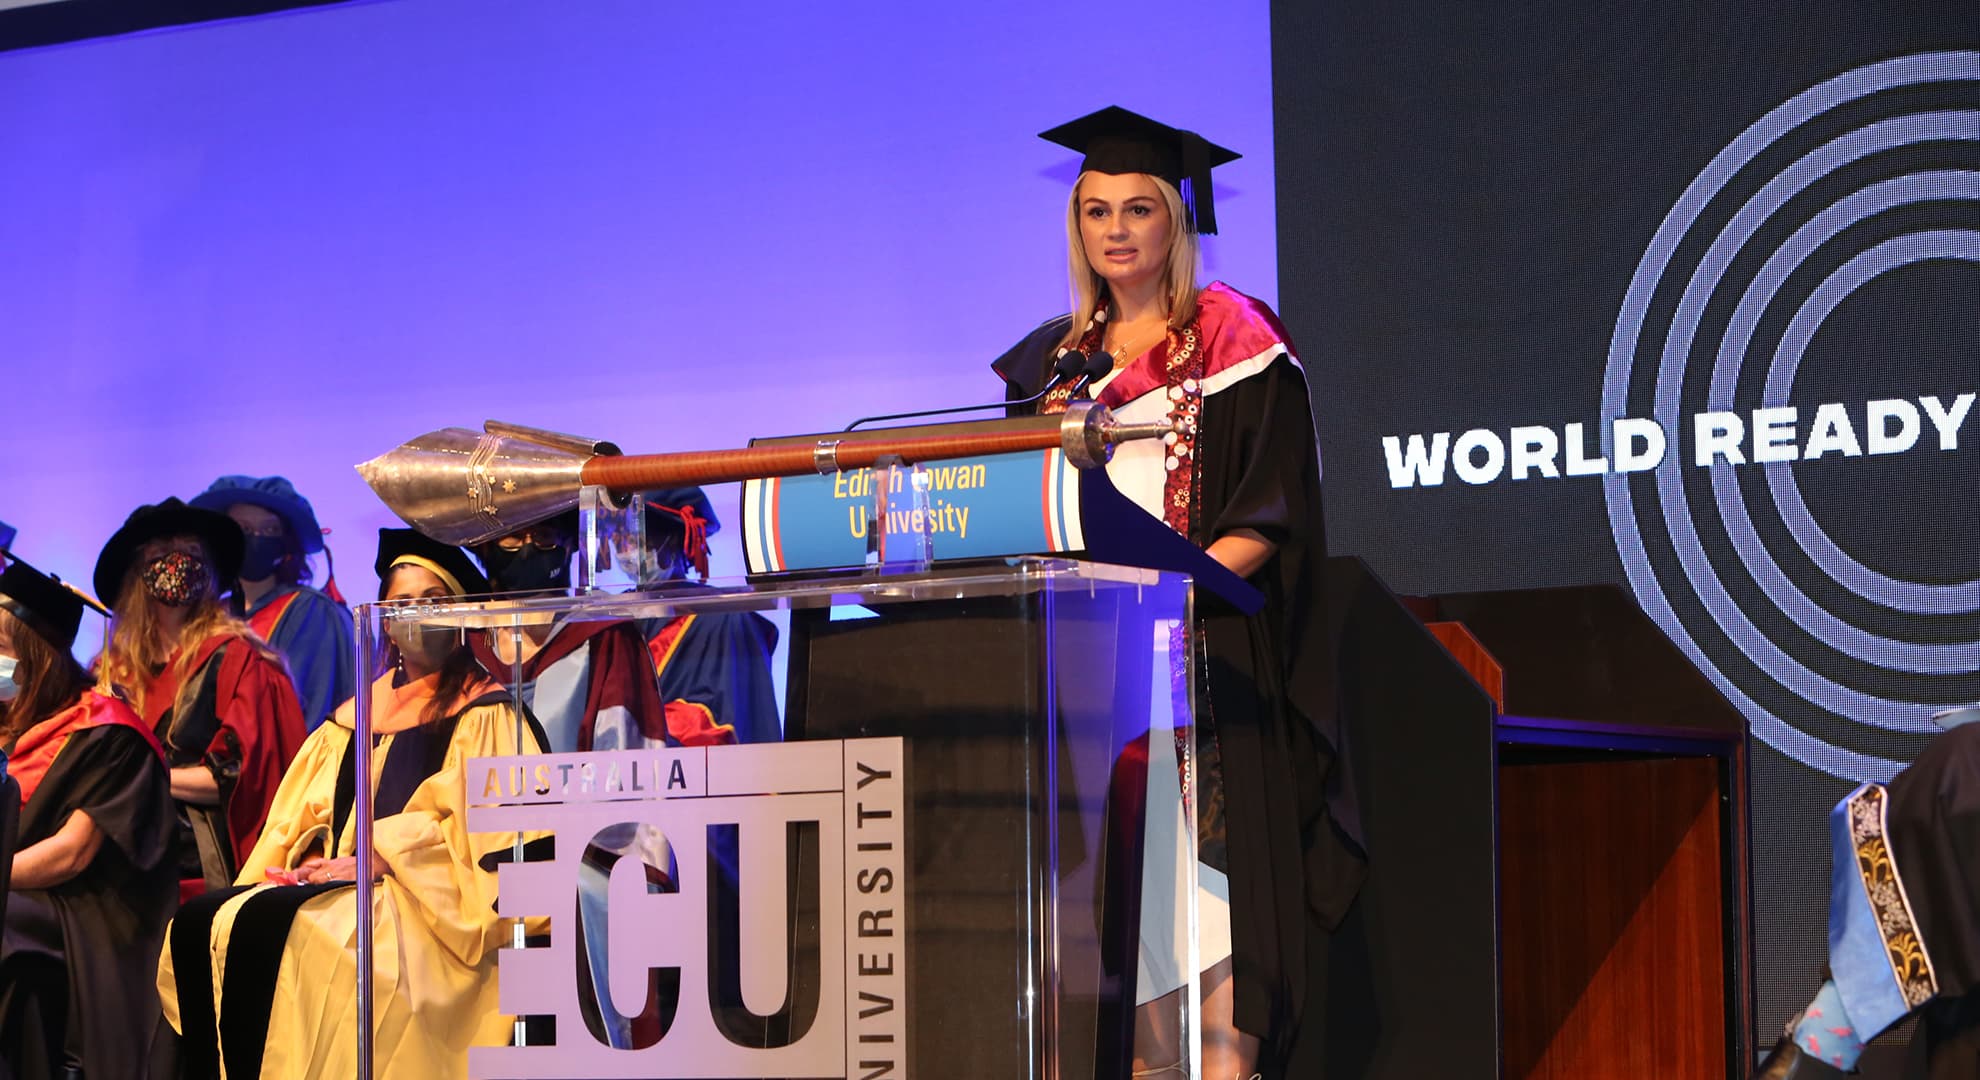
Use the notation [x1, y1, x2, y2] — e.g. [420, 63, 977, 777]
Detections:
[0, 0, 1278, 655]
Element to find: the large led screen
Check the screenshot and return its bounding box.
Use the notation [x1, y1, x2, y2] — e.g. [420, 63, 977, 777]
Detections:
[1275, 0, 1978, 1054]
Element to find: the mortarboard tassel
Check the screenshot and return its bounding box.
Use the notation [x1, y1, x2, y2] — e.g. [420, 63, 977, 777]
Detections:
[648, 502, 710, 579]
[1181, 132, 1216, 235]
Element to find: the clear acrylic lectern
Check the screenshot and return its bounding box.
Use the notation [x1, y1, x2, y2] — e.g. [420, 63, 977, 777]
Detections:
[349, 558, 1204, 1080]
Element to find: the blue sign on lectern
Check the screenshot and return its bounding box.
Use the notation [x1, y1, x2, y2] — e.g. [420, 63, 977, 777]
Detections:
[742, 448, 1084, 575]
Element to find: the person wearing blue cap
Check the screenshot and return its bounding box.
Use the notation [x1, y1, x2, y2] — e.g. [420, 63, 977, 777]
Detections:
[190, 476, 356, 732]
[624, 488, 780, 747]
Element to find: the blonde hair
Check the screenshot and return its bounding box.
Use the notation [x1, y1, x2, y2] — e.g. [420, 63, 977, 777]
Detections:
[94, 541, 283, 719]
[1058, 171, 1202, 354]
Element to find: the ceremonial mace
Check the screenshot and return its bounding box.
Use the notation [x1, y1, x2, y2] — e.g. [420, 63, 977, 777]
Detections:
[351, 403, 1176, 1073]
[357, 401, 1174, 545]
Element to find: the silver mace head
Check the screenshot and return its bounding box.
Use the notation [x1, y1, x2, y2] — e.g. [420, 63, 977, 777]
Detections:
[355, 421, 619, 547]
[1058, 399, 1184, 468]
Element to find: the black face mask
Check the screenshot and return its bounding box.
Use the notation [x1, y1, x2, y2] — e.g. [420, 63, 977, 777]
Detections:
[239, 535, 284, 581]
[388, 621, 458, 671]
[480, 545, 571, 594]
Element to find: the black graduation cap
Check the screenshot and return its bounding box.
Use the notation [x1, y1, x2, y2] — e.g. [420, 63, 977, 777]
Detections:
[93, 497, 246, 605]
[0, 555, 107, 651]
[1039, 105, 1241, 235]
[374, 528, 490, 598]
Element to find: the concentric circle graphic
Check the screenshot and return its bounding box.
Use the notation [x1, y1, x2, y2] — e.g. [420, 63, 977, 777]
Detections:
[1603, 51, 1980, 783]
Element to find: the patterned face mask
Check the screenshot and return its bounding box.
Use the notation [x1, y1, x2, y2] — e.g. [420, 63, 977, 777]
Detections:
[141, 551, 208, 607]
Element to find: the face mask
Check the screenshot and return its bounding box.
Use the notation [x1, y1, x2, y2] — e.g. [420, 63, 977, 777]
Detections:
[388, 621, 457, 670]
[0, 655, 17, 703]
[615, 539, 685, 588]
[238, 535, 284, 581]
[481, 545, 570, 594]
[141, 551, 209, 607]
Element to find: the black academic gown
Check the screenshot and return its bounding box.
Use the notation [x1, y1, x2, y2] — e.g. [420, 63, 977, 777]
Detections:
[1877, 721, 1980, 1078]
[0, 723, 177, 1079]
[992, 285, 1366, 1076]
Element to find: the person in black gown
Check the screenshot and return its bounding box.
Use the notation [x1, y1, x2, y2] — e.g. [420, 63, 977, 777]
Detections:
[1754, 712, 1980, 1079]
[0, 556, 176, 1079]
[992, 106, 1363, 1079]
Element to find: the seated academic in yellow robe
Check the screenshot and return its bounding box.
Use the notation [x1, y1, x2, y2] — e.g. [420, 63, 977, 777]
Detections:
[156, 529, 542, 1079]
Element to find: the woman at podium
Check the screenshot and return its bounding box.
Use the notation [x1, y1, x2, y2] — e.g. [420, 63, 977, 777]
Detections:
[993, 107, 1364, 1079]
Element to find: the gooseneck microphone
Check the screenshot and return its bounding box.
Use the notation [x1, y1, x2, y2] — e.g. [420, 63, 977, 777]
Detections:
[844, 348, 1095, 431]
[1038, 348, 1090, 394]
[1063, 350, 1115, 399]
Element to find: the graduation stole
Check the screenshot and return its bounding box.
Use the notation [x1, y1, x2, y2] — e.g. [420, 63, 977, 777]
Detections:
[1048, 316, 1210, 804]
[1155, 326, 1208, 807]
[1154, 325, 1207, 538]
[1045, 317, 1208, 537]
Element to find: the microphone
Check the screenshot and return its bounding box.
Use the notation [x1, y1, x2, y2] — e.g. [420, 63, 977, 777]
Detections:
[1064, 350, 1114, 399]
[844, 348, 1089, 431]
[1031, 348, 1089, 404]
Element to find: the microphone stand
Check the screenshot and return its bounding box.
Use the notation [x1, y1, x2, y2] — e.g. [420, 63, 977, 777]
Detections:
[844, 350, 1112, 431]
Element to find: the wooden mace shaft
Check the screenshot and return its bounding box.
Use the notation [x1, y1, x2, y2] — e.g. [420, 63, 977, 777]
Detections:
[578, 421, 1064, 492]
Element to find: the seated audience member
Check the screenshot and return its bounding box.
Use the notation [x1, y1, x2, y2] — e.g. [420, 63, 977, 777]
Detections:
[191, 475, 356, 731]
[0, 557, 176, 1079]
[468, 511, 671, 750]
[1755, 712, 1980, 1078]
[92, 498, 308, 893]
[626, 488, 781, 746]
[156, 528, 542, 1080]
[469, 512, 681, 1048]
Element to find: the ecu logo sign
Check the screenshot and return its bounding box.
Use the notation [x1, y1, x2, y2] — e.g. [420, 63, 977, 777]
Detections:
[466, 739, 907, 1079]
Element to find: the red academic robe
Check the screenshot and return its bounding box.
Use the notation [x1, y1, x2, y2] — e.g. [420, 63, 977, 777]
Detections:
[140, 631, 309, 887]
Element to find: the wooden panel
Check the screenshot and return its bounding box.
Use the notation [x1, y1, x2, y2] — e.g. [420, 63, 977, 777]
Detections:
[1322, 558, 1502, 1078]
[1499, 757, 1727, 1079]
[1425, 620, 1505, 710]
[1434, 586, 1745, 735]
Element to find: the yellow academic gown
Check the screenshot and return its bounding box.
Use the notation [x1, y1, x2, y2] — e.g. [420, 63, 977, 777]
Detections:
[157, 672, 543, 1079]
